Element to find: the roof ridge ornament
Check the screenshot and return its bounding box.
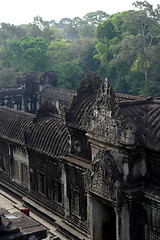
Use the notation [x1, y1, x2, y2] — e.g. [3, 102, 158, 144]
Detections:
[35, 102, 58, 121]
[65, 72, 102, 126]
[95, 78, 119, 118]
[77, 72, 102, 95]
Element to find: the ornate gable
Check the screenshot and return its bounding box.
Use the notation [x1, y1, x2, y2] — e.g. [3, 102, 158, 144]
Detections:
[91, 150, 122, 204]
[85, 78, 138, 147]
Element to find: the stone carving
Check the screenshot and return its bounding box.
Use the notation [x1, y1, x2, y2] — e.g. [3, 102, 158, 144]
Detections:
[91, 150, 122, 204]
[95, 78, 119, 117]
[84, 78, 138, 147]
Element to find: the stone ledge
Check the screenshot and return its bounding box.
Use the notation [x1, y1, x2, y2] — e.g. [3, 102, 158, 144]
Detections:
[23, 196, 90, 240]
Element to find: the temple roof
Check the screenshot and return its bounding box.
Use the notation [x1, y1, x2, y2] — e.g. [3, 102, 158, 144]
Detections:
[0, 107, 34, 145]
[27, 112, 69, 157]
[65, 74, 160, 151]
[0, 106, 69, 157]
[119, 97, 160, 150]
[40, 86, 75, 103]
[0, 87, 23, 98]
[0, 72, 160, 152]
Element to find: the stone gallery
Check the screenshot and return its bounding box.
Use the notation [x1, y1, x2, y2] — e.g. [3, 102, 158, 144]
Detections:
[0, 71, 75, 114]
[0, 72, 160, 240]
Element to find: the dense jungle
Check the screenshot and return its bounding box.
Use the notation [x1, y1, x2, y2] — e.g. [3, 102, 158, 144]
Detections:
[0, 1, 160, 96]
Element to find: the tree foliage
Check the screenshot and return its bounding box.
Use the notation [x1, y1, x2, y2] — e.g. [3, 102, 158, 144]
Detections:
[0, 3, 160, 96]
[7, 36, 49, 73]
[95, 1, 160, 96]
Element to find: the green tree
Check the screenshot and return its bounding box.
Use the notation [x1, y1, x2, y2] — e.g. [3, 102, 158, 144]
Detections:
[32, 16, 58, 42]
[122, 5, 160, 83]
[77, 20, 96, 39]
[48, 40, 84, 89]
[56, 18, 72, 38]
[71, 38, 99, 74]
[95, 3, 160, 95]
[77, 11, 109, 39]
[96, 17, 120, 44]
[25, 23, 42, 38]
[64, 20, 78, 39]
[0, 23, 26, 47]
[146, 41, 160, 96]
[95, 13, 124, 83]
[110, 34, 143, 93]
[33, 16, 48, 30]
[49, 27, 63, 41]
[0, 45, 9, 69]
[48, 40, 72, 65]
[7, 36, 49, 73]
[55, 61, 84, 89]
[0, 68, 18, 87]
[83, 11, 109, 26]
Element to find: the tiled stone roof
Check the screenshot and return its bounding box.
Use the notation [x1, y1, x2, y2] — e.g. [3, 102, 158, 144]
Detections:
[119, 97, 160, 150]
[0, 87, 23, 98]
[0, 107, 34, 145]
[40, 86, 75, 103]
[27, 113, 69, 157]
[65, 72, 103, 129]
[0, 106, 69, 157]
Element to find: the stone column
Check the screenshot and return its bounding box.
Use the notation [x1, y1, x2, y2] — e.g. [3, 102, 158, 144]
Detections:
[87, 192, 92, 238]
[114, 207, 122, 240]
[61, 164, 69, 217]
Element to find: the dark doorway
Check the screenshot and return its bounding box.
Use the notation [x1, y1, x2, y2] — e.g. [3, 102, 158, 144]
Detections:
[101, 205, 116, 240]
[92, 198, 116, 240]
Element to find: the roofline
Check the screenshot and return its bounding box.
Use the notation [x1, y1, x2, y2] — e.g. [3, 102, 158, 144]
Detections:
[0, 106, 35, 119]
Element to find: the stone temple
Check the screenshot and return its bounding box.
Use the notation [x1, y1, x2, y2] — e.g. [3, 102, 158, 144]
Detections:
[0, 72, 160, 239]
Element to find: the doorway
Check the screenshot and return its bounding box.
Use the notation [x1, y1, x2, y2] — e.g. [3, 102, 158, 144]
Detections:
[92, 198, 116, 240]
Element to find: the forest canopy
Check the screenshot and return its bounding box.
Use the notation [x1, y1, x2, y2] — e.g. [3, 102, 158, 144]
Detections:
[0, 2, 160, 96]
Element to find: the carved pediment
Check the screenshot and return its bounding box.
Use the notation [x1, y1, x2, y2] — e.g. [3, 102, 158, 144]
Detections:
[91, 150, 122, 203]
[84, 79, 137, 146]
